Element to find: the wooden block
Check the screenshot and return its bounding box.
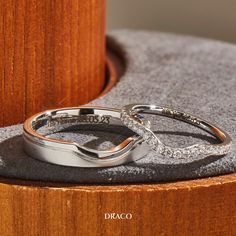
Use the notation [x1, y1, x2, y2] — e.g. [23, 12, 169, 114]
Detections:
[0, 0, 105, 127]
[0, 174, 235, 235]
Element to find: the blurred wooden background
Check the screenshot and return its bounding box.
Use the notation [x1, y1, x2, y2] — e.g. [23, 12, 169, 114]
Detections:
[0, 0, 105, 127]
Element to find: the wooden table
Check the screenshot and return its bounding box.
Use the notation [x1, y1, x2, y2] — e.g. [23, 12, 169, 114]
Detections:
[0, 1, 235, 235]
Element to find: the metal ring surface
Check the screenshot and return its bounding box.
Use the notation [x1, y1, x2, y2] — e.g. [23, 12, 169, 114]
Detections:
[23, 106, 150, 167]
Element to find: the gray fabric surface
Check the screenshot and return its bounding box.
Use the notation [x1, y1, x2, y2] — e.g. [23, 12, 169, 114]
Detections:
[0, 30, 235, 184]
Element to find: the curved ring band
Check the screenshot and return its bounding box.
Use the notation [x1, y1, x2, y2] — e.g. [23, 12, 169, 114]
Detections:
[121, 104, 232, 159]
[23, 106, 149, 167]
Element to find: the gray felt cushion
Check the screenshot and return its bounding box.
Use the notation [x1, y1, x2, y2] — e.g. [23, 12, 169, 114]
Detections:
[0, 30, 235, 184]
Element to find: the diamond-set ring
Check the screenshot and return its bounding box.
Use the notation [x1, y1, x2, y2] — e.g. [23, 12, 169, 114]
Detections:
[121, 104, 232, 159]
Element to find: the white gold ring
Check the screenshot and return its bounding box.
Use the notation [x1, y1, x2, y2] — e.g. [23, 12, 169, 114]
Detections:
[23, 106, 150, 167]
[121, 104, 232, 159]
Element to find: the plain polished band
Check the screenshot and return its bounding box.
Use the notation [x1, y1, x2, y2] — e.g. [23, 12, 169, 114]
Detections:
[23, 106, 150, 167]
[121, 104, 232, 159]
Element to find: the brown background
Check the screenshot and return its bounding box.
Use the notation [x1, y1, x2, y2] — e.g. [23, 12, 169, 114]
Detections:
[0, 0, 105, 127]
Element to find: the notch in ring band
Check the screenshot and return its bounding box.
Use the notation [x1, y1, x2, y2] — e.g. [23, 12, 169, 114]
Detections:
[23, 106, 150, 167]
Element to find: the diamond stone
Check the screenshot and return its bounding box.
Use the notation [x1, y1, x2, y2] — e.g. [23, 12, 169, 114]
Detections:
[173, 149, 182, 159]
[137, 127, 146, 135]
[123, 117, 130, 126]
[147, 137, 157, 146]
[132, 123, 139, 132]
[143, 131, 151, 140]
[184, 149, 191, 158]
[158, 145, 165, 154]
[164, 147, 173, 158]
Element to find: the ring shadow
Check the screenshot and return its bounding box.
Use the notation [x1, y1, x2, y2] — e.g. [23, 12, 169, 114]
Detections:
[0, 128, 229, 184]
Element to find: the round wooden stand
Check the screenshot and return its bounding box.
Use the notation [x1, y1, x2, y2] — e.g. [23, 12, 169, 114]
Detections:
[0, 1, 236, 235]
[0, 174, 235, 235]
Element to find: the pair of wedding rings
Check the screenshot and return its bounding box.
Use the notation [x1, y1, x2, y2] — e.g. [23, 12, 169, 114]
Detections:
[23, 104, 232, 167]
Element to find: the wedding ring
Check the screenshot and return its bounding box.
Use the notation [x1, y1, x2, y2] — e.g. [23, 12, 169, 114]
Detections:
[121, 104, 232, 159]
[23, 106, 150, 167]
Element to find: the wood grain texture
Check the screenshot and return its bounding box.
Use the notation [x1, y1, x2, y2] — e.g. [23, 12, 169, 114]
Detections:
[0, 173, 235, 236]
[0, 0, 105, 127]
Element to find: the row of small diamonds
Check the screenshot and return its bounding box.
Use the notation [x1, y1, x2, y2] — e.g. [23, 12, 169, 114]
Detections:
[155, 144, 202, 159]
[208, 143, 231, 156]
[121, 110, 202, 159]
[156, 143, 231, 159]
[121, 109, 160, 146]
[121, 109, 231, 159]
